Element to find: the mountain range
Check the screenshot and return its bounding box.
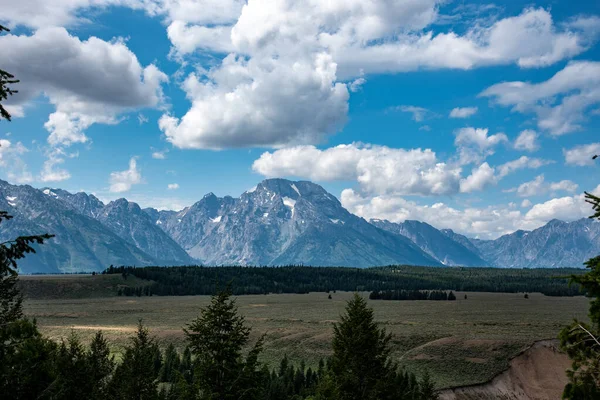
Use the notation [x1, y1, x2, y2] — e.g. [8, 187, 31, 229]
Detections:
[0, 178, 598, 273]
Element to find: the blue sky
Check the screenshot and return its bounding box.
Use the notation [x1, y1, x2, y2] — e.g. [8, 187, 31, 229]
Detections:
[1, 0, 599, 238]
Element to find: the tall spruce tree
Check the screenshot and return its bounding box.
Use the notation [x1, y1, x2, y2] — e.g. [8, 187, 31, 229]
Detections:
[560, 155, 600, 399]
[326, 293, 433, 400]
[329, 293, 405, 400]
[110, 321, 160, 400]
[184, 287, 265, 400]
[160, 343, 181, 383]
[52, 332, 95, 399]
[88, 330, 115, 400]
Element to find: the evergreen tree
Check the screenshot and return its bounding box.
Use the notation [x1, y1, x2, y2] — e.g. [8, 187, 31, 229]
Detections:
[419, 370, 438, 400]
[329, 293, 400, 400]
[560, 255, 600, 399]
[88, 331, 115, 400]
[0, 197, 53, 398]
[106, 264, 584, 297]
[160, 343, 181, 383]
[0, 319, 57, 400]
[179, 346, 194, 384]
[52, 332, 94, 399]
[559, 154, 600, 399]
[184, 287, 265, 400]
[110, 321, 160, 400]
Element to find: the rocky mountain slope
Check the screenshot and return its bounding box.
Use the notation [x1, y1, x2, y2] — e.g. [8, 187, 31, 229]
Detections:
[0, 181, 157, 273]
[42, 188, 195, 266]
[145, 179, 440, 267]
[472, 218, 600, 268]
[371, 219, 488, 267]
[2, 178, 599, 272]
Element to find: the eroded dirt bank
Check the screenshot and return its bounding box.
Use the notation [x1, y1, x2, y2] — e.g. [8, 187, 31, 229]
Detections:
[438, 340, 570, 400]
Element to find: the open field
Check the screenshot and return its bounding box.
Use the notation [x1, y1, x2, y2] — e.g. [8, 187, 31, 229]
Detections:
[22, 278, 590, 389]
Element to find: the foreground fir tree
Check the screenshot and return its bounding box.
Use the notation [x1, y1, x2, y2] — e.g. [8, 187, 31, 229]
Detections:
[328, 293, 433, 400]
[560, 156, 600, 399]
[111, 321, 161, 400]
[0, 214, 54, 397]
[88, 331, 116, 400]
[184, 287, 265, 400]
[53, 333, 95, 398]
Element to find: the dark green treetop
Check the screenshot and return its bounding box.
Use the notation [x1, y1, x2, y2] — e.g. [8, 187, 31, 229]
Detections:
[184, 287, 265, 400]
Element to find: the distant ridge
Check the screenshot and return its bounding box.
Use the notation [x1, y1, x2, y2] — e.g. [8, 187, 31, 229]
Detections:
[471, 218, 600, 268]
[371, 219, 488, 267]
[0, 178, 598, 273]
[144, 179, 440, 268]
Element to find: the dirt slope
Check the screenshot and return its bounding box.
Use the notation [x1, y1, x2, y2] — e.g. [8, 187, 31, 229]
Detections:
[438, 340, 570, 400]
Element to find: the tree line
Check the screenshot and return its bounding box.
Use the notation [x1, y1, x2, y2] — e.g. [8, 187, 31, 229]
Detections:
[103, 264, 585, 297]
[369, 290, 457, 301]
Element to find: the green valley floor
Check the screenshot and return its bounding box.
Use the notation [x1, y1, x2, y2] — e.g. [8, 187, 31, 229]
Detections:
[22, 281, 589, 389]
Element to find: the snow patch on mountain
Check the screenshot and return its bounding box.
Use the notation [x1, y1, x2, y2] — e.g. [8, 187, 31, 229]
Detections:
[283, 197, 296, 217]
[291, 183, 301, 196]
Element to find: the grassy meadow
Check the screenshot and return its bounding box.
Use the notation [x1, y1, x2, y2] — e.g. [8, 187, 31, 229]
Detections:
[21, 274, 590, 389]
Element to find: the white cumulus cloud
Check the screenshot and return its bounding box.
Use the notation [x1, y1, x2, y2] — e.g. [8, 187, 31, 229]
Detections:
[481, 61, 600, 136]
[396, 105, 431, 122]
[0, 27, 168, 147]
[459, 162, 497, 193]
[152, 150, 167, 160]
[253, 143, 462, 196]
[159, 53, 349, 149]
[109, 157, 142, 193]
[497, 156, 554, 178]
[454, 127, 508, 165]
[513, 175, 579, 198]
[0, 139, 32, 184]
[39, 149, 72, 183]
[514, 130, 539, 152]
[449, 107, 478, 118]
[563, 143, 600, 166]
[150, 3, 599, 150]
